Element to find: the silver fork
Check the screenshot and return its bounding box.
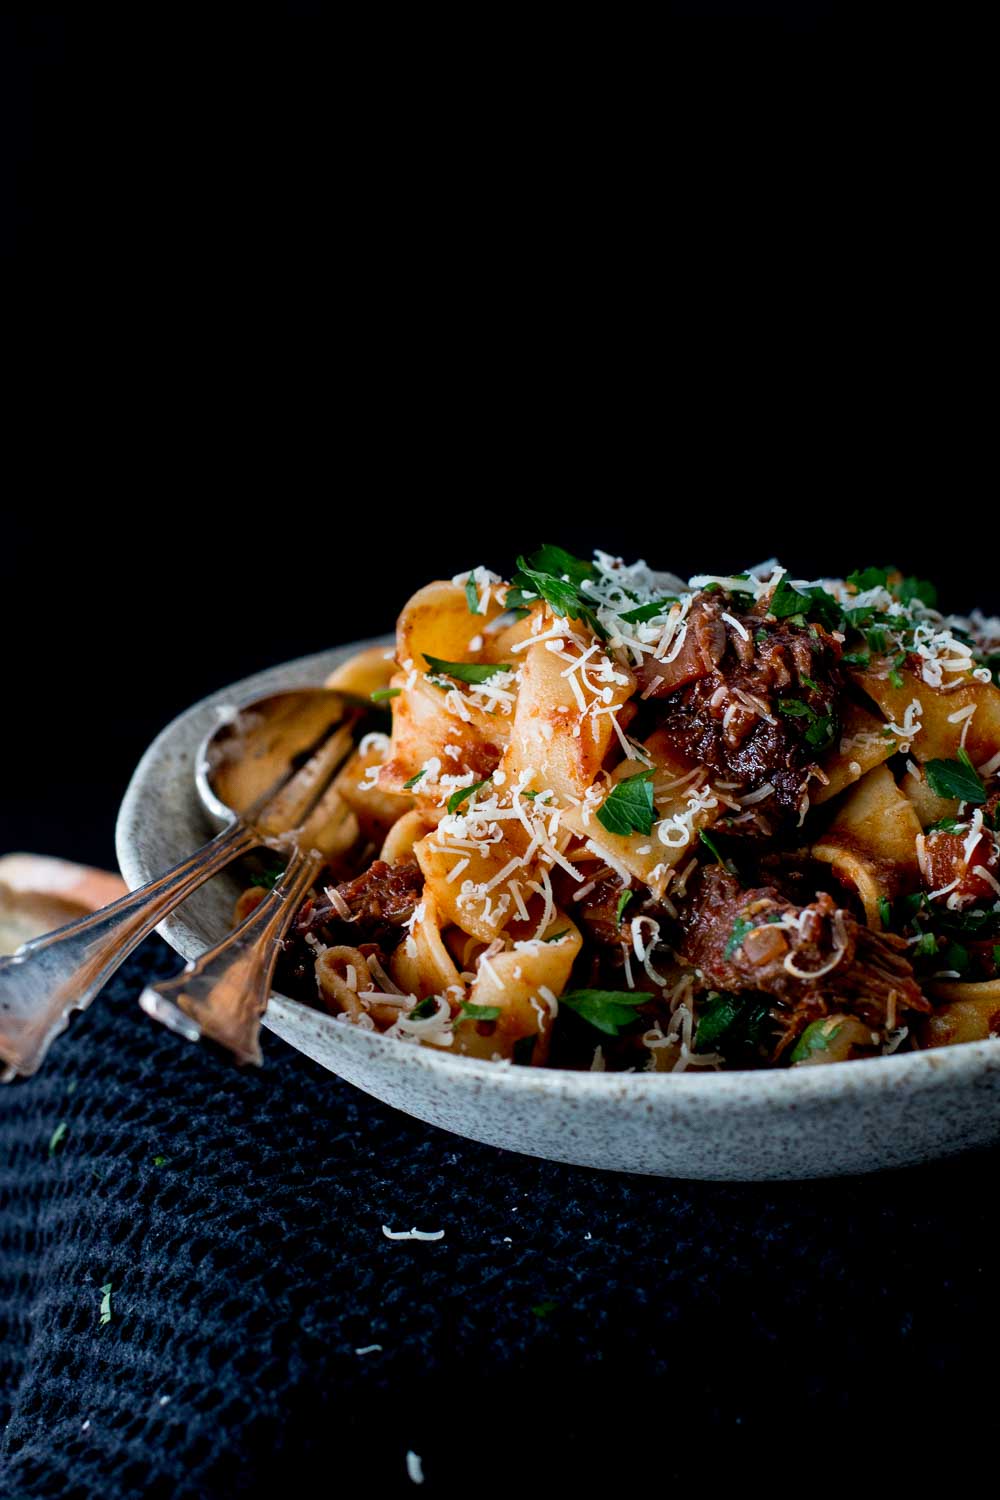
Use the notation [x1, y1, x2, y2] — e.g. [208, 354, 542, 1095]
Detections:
[139, 721, 362, 1065]
[0, 693, 363, 1078]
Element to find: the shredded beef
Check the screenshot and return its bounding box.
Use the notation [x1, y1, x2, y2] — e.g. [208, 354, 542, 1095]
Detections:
[277, 859, 424, 999]
[636, 588, 845, 822]
[555, 871, 631, 988]
[677, 866, 929, 1040]
[292, 859, 423, 948]
[640, 596, 727, 695]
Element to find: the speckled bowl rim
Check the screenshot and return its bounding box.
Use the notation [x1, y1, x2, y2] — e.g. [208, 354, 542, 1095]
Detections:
[115, 638, 1000, 1112]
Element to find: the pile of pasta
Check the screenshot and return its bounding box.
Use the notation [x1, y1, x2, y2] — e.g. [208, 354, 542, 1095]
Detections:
[286, 552, 1000, 1071]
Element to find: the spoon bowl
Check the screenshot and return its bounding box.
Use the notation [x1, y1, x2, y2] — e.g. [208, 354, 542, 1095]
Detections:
[195, 687, 370, 830]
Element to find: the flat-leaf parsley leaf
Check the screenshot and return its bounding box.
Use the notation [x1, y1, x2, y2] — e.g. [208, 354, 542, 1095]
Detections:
[423, 655, 512, 685]
[596, 772, 655, 838]
[558, 989, 647, 1037]
[925, 749, 986, 805]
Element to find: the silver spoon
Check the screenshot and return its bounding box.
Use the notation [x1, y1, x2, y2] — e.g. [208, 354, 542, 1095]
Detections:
[0, 688, 370, 1078]
[139, 696, 368, 1063]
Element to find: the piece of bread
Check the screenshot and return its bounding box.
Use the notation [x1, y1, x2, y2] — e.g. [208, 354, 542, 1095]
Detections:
[0, 854, 127, 955]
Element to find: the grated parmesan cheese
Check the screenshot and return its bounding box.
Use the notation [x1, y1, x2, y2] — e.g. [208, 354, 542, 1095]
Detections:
[382, 1226, 446, 1242]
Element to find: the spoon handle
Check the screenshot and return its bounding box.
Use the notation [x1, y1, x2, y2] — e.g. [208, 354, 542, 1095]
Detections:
[138, 846, 323, 1065]
[0, 821, 259, 1078]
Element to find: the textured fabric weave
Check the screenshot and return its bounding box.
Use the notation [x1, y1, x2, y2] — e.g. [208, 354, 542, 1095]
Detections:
[1, 940, 996, 1498]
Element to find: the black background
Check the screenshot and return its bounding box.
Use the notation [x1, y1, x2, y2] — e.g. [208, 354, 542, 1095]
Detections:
[3, 13, 998, 1496]
[3, 8, 993, 870]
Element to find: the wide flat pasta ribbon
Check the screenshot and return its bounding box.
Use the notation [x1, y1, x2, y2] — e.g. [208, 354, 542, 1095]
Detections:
[810, 764, 923, 927]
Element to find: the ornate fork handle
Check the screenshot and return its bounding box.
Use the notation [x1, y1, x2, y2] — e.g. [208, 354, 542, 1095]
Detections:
[0, 821, 259, 1077]
[139, 845, 323, 1065]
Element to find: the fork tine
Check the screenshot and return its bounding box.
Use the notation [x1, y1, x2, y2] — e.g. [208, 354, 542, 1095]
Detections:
[254, 721, 360, 836]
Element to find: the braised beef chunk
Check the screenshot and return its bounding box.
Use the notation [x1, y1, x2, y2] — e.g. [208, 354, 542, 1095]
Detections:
[292, 859, 423, 949]
[275, 859, 424, 1002]
[636, 588, 845, 822]
[571, 872, 623, 946]
[638, 595, 728, 695]
[677, 866, 928, 1034]
[557, 872, 631, 988]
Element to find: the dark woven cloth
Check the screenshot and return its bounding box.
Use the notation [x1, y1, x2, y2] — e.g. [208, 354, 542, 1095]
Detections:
[1, 940, 996, 1498]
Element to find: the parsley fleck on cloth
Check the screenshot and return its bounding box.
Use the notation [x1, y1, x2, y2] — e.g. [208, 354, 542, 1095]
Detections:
[1, 941, 997, 1498]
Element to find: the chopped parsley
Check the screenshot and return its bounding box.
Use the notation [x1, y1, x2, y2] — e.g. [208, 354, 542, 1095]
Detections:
[465, 574, 481, 613]
[457, 1001, 502, 1023]
[507, 545, 608, 639]
[409, 997, 438, 1020]
[48, 1121, 68, 1158]
[423, 655, 511, 685]
[866, 627, 888, 653]
[694, 992, 770, 1054]
[846, 566, 937, 610]
[993, 945, 1000, 969]
[99, 1283, 113, 1327]
[447, 779, 491, 814]
[927, 817, 963, 833]
[615, 889, 635, 928]
[776, 697, 810, 719]
[558, 988, 647, 1037]
[806, 715, 837, 751]
[542, 929, 569, 943]
[776, 697, 837, 749]
[403, 770, 426, 790]
[724, 917, 754, 959]
[912, 931, 938, 958]
[531, 1299, 558, 1318]
[152, 1156, 169, 1168]
[596, 771, 655, 838]
[250, 860, 286, 890]
[843, 605, 880, 631]
[935, 907, 1000, 938]
[897, 891, 927, 923]
[940, 940, 971, 976]
[893, 574, 937, 609]
[847, 566, 890, 593]
[769, 578, 842, 631]
[878, 897, 892, 929]
[699, 828, 734, 871]
[801, 588, 844, 631]
[618, 596, 678, 624]
[523, 543, 593, 586]
[769, 579, 812, 619]
[704, 573, 755, 596]
[370, 687, 400, 702]
[841, 651, 871, 668]
[790, 1018, 845, 1063]
[924, 749, 986, 805]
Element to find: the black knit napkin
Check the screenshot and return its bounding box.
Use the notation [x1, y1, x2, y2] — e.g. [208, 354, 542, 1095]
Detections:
[1, 940, 996, 1498]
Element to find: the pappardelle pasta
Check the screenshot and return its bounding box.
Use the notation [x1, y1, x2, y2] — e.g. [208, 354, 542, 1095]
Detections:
[242, 548, 1000, 1072]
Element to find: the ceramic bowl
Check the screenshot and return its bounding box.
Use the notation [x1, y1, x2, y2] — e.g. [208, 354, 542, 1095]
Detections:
[116, 640, 1000, 1180]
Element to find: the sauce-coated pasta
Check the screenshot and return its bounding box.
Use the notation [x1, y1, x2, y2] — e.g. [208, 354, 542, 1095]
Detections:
[253, 549, 1000, 1072]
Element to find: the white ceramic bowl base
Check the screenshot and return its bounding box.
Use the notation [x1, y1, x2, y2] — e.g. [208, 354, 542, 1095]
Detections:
[116, 642, 1000, 1181]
